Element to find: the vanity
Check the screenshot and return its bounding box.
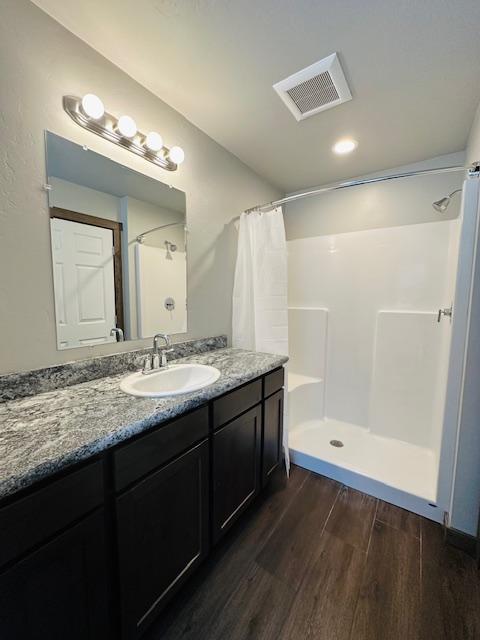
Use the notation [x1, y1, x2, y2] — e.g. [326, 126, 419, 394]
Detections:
[0, 128, 287, 638]
[0, 342, 287, 640]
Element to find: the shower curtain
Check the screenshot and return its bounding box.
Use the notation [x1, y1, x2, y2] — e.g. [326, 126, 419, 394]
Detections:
[232, 207, 289, 470]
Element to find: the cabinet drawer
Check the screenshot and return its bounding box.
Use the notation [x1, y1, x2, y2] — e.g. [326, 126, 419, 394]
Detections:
[114, 405, 209, 491]
[264, 367, 284, 398]
[213, 379, 262, 429]
[0, 460, 104, 569]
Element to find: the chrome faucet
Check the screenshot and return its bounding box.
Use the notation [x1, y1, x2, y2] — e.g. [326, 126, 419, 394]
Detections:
[153, 332, 170, 353]
[142, 333, 173, 374]
[153, 333, 174, 368]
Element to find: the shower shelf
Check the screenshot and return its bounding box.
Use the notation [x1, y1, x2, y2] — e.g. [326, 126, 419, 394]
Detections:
[288, 372, 323, 391]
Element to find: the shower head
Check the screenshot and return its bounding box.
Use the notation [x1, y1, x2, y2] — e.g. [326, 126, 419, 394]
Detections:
[165, 240, 177, 252]
[432, 196, 451, 213]
[432, 189, 462, 213]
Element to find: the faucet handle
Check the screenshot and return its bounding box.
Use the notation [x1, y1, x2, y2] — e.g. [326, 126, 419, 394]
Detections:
[160, 348, 174, 368]
[142, 355, 152, 374]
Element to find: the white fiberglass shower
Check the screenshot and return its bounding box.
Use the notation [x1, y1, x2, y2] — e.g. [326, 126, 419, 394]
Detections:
[285, 162, 479, 523]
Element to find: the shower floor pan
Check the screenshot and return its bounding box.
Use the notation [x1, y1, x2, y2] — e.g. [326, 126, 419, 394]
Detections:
[289, 418, 442, 523]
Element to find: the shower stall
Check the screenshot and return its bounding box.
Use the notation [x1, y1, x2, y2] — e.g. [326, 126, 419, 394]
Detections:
[285, 163, 480, 522]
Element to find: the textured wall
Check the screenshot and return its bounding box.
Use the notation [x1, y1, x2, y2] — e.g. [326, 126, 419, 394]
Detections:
[0, 0, 281, 374]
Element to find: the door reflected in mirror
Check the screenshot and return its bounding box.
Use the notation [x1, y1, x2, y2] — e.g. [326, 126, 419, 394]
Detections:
[46, 132, 187, 350]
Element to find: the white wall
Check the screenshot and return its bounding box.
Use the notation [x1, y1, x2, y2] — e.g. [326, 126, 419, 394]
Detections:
[450, 189, 480, 535]
[288, 307, 328, 428]
[49, 177, 121, 222]
[449, 110, 480, 535]
[0, 0, 281, 374]
[286, 154, 463, 442]
[466, 102, 480, 165]
[120, 197, 185, 339]
[135, 243, 187, 338]
[288, 221, 456, 453]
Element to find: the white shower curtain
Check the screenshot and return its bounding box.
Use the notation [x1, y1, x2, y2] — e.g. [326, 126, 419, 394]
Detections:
[232, 207, 289, 470]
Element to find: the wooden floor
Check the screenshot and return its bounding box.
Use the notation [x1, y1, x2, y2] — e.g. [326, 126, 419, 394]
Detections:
[146, 465, 480, 640]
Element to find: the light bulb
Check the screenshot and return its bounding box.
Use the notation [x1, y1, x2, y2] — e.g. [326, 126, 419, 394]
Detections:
[169, 146, 185, 165]
[117, 115, 137, 139]
[332, 138, 357, 155]
[144, 131, 163, 152]
[81, 94, 104, 120]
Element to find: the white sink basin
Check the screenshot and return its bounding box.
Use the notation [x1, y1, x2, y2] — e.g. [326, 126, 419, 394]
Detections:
[120, 363, 221, 398]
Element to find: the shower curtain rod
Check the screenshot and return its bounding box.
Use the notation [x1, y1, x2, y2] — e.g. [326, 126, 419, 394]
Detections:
[136, 221, 186, 244]
[243, 164, 467, 215]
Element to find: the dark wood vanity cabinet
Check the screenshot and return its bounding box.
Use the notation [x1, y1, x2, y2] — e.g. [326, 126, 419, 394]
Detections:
[116, 438, 209, 639]
[263, 388, 284, 487]
[0, 510, 109, 640]
[0, 462, 109, 640]
[213, 404, 262, 543]
[211, 371, 285, 543]
[0, 366, 285, 640]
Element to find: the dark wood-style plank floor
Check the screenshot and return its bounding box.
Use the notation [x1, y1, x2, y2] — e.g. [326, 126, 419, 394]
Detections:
[146, 465, 480, 640]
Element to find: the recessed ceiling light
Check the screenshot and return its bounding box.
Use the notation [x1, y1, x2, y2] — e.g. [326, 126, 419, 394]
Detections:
[332, 138, 357, 155]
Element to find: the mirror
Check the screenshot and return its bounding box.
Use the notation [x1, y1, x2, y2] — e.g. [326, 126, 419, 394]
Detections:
[46, 132, 187, 350]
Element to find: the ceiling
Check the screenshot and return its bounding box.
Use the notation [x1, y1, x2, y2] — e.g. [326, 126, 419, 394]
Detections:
[33, 0, 480, 192]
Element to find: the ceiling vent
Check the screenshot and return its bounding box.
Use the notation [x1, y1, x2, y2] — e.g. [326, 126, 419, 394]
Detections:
[273, 53, 352, 121]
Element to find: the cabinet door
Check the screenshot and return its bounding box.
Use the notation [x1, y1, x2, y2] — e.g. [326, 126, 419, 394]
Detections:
[263, 389, 284, 487]
[0, 509, 109, 640]
[213, 404, 262, 544]
[116, 439, 209, 639]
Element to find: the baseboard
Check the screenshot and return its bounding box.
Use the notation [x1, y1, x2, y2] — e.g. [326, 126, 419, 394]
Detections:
[445, 527, 478, 558]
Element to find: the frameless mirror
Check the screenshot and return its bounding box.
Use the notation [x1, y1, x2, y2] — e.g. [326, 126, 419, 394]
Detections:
[46, 132, 187, 350]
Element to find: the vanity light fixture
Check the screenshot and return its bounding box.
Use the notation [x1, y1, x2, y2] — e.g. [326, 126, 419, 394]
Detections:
[81, 93, 105, 120]
[144, 131, 164, 153]
[116, 115, 137, 139]
[168, 146, 185, 165]
[63, 94, 185, 171]
[332, 138, 357, 155]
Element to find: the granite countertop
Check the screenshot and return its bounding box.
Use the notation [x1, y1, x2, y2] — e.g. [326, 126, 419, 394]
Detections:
[0, 348, 288, 501]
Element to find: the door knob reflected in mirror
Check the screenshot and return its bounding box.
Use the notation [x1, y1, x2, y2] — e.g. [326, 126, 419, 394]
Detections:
[110, 328, 125, 342]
